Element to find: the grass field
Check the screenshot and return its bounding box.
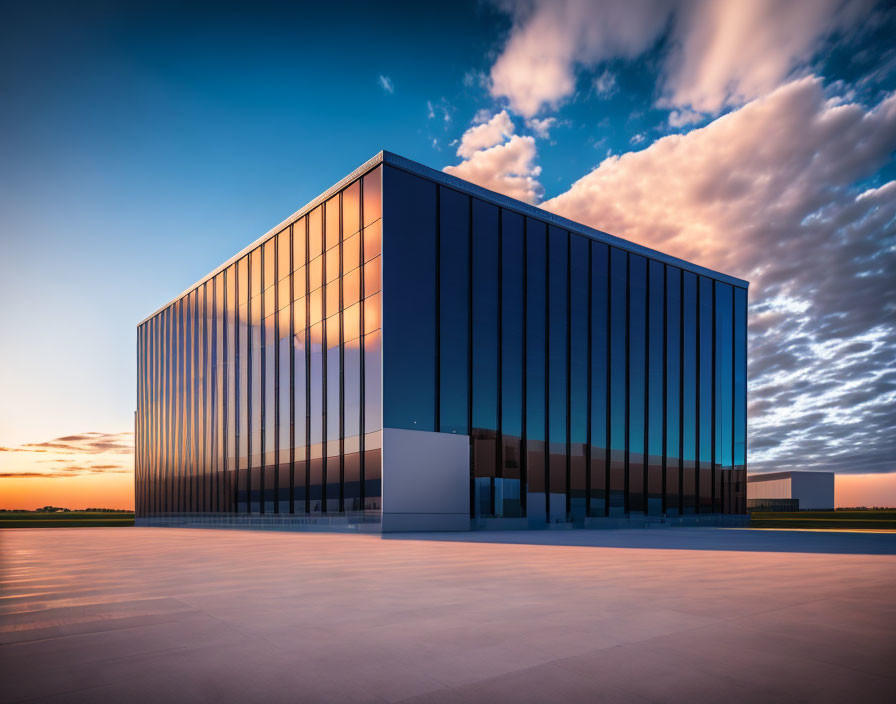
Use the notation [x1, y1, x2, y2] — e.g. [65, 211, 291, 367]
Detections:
[750, 510, 896, 531]
[0, 512, 135, 528]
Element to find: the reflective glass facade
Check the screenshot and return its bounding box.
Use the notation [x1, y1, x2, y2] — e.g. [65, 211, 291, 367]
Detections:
[136, 152, 747, 525]
[136, 166, 383, 517]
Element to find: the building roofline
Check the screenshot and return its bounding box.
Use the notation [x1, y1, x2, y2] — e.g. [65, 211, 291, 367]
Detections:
[139, 150, 749, 327]
[747, 471, 834, 482]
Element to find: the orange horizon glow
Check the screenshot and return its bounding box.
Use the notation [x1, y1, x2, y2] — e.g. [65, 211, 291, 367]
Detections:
[3, 462, 895, 512]
[1, 473, 134, 511]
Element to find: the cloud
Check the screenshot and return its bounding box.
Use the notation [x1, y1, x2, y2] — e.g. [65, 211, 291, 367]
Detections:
[661, 0, 872, 113]
[667, 108, 703, 128]
[488, 0, 875, 117]
[489, 0, 668, 117]
[0, 462, 128, 479]
[18, 432, 134, 455]
[630, 132, 645, 145]
[542, 77, 896, 474]
[378, 75, 394, 94]
[525, 116, 556, 138]
[445, 111, 544, 203]
[456, 110, 516, 159]
[593, 69, 618, 98]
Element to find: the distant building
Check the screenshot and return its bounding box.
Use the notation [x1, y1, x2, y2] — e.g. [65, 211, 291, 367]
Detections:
[135, 151, 749, 531]
[747, 471, 834, 510]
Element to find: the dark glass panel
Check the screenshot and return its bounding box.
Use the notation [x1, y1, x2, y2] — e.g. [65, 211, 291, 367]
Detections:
[682, 272, 697, 513]
[647, 260, 664, 515]
[628, 254, 646, 514]
[343, 180, 361, 238]
[665, 266, 681, 515]
[569, 235, 589, 523]
[382, 166, 436, 432]
[548, 227, 568, 522]
[715, 282, 734, 513]
[500, 209, 524, 517]
[698, 276, 713, 512]
[733, 287, 747, 475]
[525, 218, 547, 522]
[590, 242, 608, 516]
[472, 199, 499, 515]
[439, 186, 470, 436]
[362, 166, 382, 227]
[609, 247, 627, 515]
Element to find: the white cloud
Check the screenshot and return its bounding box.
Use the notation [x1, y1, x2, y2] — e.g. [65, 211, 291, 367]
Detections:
[667, 108, 702, 128]
[456, 110, 516, 159]
[542, 77, 896, 473]
[525, 116, 556, 138]
[593, 69, 618, 98]
[661, 0, 871, 113]
[489, 0, 668, 117]
[378, 75, 394, 94]
[488, 0, 874, 117]
[445, 112, 544, 203]
[630, 132, 645, 145]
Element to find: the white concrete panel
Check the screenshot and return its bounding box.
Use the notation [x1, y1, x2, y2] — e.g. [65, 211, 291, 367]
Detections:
[381, 427, 470, 532]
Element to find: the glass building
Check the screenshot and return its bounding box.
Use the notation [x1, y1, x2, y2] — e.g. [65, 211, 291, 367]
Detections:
[136, 152, 747, 531]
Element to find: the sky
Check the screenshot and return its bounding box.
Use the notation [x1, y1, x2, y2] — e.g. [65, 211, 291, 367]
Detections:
[1, 0, 894, 510]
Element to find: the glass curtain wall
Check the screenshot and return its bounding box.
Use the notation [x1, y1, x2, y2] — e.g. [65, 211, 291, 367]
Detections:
[378, 165, 747, 524]
[135, 161, 746, 521]
[136, 167, 382, 517]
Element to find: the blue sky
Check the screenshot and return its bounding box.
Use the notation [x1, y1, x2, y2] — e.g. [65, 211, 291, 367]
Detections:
[1, 0, 895, 505]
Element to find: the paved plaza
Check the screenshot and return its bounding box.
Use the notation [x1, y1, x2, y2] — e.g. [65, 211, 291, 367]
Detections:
[1, 527, 894, 703]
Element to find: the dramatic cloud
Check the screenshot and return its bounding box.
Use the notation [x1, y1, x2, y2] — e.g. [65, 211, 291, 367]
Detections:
[488, 0, 874, 117]
[378, 74, 394, 94]
[490, 0, 668, 117]
[542, 77, 896, 473]
[445, 111, 544, 203]
[661, 0, 873, 113]
[456, 110, 515, 158]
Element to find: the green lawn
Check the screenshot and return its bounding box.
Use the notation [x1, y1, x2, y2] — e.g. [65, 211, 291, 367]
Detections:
[0, 512, 135, 528]
[750, 510, 896, 531]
